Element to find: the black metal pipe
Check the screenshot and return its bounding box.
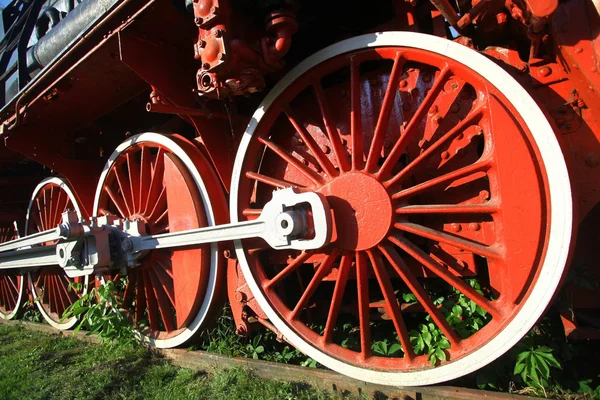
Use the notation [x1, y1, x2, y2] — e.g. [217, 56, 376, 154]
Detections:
[26, 0, 119, 72]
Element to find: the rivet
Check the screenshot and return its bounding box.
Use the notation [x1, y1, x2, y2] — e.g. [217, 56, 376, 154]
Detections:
[469, 222, 481, 231]
[441, 151, 449, 160]
[399, 80, 408, 89]
[449, 223, 462, 232]
[479, 190, 490, 200]
[322, 145, 331, 154]
[575, 47, 583, 54]
[538, 66, 552, 77]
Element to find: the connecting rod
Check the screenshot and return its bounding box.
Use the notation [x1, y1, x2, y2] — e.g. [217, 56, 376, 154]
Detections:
[0, 188, 331, 277]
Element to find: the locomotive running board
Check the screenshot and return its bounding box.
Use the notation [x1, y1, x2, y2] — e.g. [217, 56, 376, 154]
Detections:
[0, 188, 331, 277]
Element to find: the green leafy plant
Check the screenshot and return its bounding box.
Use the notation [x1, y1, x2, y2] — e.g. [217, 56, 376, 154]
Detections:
[372, 339, 402, 357]
[21, 300, 42, 323]
[513, 345, 561, 389]
[246, 334, 265, 360]
[62, 279, 137, 345]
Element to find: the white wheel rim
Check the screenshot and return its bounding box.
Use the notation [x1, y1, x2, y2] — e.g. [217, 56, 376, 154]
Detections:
[93, 132, 220, 348]
[230, 32, 573, 386]
[26, 176, 89, 330]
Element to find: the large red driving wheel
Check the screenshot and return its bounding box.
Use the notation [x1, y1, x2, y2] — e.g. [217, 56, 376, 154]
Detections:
[27, 177, 88, 330]
[0, 224, 24, 320]
[230, 32, 572, 385]
[93, 133, 227, 348]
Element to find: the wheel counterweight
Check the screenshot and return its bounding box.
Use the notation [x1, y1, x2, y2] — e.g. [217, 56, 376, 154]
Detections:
[0, 225, 24, 319]
[26, 177, 88, 330]
[230, 32, 572, 385]
[93, 132, 227, 348]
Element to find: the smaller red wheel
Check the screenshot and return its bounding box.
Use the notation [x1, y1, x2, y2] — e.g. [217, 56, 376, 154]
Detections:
[0, 224, 24, 320]
[26, 177, 88, 330]
[94, 133, 228, 348]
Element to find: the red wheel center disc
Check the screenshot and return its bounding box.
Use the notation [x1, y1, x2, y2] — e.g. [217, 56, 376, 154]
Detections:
[318, 172, 392, 251]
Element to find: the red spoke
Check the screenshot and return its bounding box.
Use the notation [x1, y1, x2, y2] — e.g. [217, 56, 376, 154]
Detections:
[127, 152, 141, 214]
[0, 281, 8, 309]
[365, 52, 403, 172]
[389, 234, 500, 319]
[258, 137, 325, 186]
[367, 249, 415, 359]
[7, 275, 18, 294]
[156, 259, 174, 280]
[114, 166, 134, 217]
[356, 251, 372, 359]
[350, 56, 364, 171]
[391, 159, 492, 201]
[322, 253, 353, 343]
[36, 199, 46, 231]
[151, 266, 175, 306]
[290, 250, 339, 319]
[147, 270, 176, 332]
[285, 107, 339, 178]
[395, 203, 498, 215]
[145, 148, 166, 215]
[53, 190, 67, 228]
[394, 222, 500, 259]
[42, 189, 50, 232]
[134, 271, 147, 324]
[385, 105, 485, 188]
[380, 243, 461, 346]
[35, 273, 42, 289]
[105, 186, 130, 219]
[143, 271, 160, 331]
[53, 276, 66, 316]
[246, 171, 303, 189]
[312, 81, 351, 172]
[377, 66, 451, 179]
[264, 251, 312, 290]
[148, 187, 167, 222]
[140, 146, 152, 215]
[48, 187, 55, 228]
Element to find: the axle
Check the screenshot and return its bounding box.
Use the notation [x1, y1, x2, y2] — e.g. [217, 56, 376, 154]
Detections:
[0, 188, 331, 277]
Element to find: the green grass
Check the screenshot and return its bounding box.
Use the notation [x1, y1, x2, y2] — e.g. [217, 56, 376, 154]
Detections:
[0, 324, 355, 400]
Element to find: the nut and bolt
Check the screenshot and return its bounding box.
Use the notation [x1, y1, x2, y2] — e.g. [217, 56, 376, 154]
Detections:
[121, 238, 133, 252]
[194, 17, 203, 26]
[214, 29, 224, 38]
[234, 291, 246, 302]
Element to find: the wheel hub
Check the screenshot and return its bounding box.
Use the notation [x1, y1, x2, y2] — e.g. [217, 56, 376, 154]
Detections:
[318, 172, 392, 251]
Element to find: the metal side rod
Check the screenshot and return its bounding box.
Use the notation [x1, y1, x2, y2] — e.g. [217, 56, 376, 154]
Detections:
[0, 226, 65, 253]
[0, 245, 58, 269]
[130, 188, 333, 254]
